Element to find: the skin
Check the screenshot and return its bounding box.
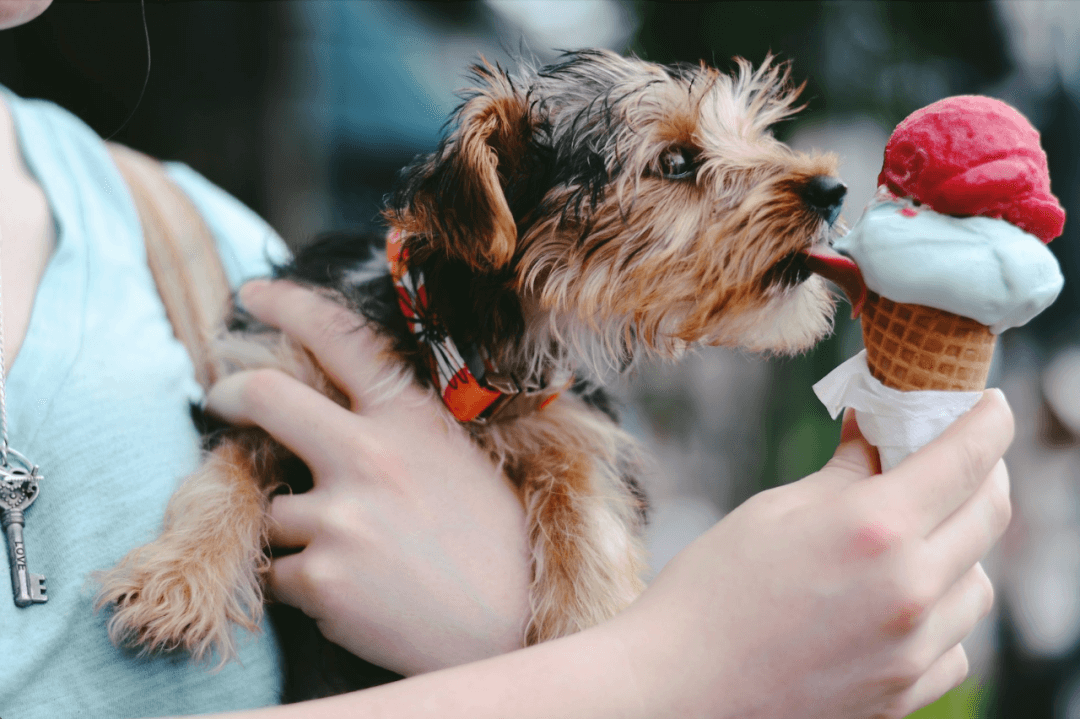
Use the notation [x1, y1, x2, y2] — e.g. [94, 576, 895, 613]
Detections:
[0, 0, 532, 686]
[195, 279, 1012, 719]
[0, 0, 50, 31]
[3, 2, 1013, 715]
[0, 82, 55, 372]
[210, 282, 533, 675]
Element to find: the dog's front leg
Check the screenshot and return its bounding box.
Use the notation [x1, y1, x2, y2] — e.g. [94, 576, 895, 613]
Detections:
[502, 406, 648, 644]
[94, 430, 280, 665]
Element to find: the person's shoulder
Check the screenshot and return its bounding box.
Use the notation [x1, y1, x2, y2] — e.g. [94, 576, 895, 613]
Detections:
[11, 92, 99, 138]
[4, 91, 130, 198]
[164, 162, 292, 288]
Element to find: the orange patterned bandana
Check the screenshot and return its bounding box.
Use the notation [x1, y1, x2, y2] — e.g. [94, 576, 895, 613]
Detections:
[387, 230, 561, 422]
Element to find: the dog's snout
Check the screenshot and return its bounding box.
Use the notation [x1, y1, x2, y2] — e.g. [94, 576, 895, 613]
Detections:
[802, 175, 847, 225]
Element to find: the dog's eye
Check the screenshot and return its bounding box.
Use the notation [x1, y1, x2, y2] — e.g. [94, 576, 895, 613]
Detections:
[658, 146, 697, 180]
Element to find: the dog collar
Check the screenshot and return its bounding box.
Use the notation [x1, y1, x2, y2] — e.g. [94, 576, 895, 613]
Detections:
[386, 230, 563, 423]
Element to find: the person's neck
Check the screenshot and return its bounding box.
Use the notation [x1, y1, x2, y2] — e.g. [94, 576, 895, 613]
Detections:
[0, 93, 56, 375]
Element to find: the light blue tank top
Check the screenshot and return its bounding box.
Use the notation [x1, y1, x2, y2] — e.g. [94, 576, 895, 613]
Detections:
[0, 88, 290, 717]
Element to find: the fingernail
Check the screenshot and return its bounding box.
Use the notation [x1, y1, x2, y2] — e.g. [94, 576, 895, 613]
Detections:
[973, 387, 1007, 411]
[239, 279, 271, 306]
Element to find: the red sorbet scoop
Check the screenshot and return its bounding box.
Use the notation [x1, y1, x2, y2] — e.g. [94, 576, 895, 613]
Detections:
[878, 95, 1065, 242]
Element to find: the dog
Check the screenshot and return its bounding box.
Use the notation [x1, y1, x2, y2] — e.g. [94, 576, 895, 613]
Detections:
[95, 48, 846, 695]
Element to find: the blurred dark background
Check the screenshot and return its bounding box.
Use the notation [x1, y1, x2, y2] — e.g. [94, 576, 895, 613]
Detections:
[2, 2, 1077, 717]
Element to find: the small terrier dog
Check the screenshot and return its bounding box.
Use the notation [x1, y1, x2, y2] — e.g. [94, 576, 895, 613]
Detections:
[96, 49, 846, 687]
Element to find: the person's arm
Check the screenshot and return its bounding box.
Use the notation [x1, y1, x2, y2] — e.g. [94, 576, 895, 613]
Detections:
[204, 280, 1012, 719]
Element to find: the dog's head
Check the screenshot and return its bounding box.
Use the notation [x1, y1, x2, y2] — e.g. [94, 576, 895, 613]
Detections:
[387, 50, 845, 378]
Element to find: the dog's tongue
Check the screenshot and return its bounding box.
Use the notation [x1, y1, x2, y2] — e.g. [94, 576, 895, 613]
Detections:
[802, 247, 867, 318]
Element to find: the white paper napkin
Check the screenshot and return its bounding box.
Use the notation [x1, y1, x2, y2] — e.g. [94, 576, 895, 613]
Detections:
[813, 350, 983, 471]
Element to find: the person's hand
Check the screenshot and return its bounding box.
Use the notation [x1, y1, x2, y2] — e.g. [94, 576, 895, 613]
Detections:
[206, 279, 531, 677]
[186, 365, 1011, 719]
[609, 393, 1012, 719]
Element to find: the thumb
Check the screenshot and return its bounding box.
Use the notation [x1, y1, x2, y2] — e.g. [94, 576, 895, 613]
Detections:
[824, 408, 881, 478]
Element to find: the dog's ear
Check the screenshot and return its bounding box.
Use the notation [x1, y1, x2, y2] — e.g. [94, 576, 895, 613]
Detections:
[391, 61, 532, 272]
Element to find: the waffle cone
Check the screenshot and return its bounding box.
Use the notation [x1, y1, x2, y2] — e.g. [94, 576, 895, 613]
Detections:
[860, 292, 996, 391]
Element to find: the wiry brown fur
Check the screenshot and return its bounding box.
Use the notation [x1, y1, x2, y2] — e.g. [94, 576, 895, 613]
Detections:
[95, 49, 844, 690]
[96, 433, 278, 666]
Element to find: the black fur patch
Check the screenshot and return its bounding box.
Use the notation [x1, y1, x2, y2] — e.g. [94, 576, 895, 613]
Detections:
[227, 51, 674, 695]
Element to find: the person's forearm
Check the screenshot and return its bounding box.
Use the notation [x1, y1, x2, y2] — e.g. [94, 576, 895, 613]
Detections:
[200, 620, 652, 719]
[191, 371, 1014, 719]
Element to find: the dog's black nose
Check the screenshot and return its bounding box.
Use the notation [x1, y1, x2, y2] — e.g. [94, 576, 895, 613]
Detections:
[802, 175, 847, 225]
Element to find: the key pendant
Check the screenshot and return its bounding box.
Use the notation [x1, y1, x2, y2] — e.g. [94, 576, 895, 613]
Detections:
[0, 449, 46, 607]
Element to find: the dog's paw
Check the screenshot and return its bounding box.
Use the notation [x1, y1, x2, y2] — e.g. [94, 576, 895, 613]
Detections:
[93, 536, 267, 667]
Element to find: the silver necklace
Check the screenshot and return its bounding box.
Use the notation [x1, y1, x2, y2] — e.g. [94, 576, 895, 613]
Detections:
[0, 215, 47, 606]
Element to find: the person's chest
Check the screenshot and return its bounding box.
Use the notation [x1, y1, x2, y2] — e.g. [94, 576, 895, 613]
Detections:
[0, 99, 56, 374]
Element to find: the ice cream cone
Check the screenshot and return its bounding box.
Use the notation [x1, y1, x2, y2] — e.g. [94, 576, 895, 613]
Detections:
[812, 95, 1063, 471]
[860, 291, 996, 392]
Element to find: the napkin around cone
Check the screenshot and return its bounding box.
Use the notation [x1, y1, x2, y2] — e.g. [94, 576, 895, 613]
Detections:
[813, 350, 983, 471]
